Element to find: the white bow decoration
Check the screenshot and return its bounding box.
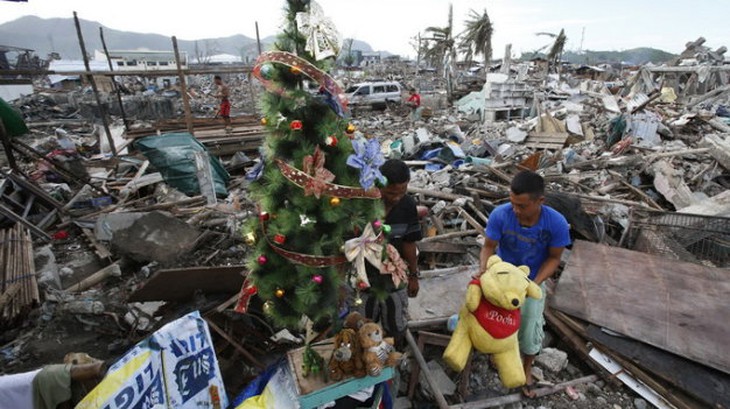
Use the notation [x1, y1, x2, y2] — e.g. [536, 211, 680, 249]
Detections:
[295, 0, 342, 60]
[344, 223, 382, 288]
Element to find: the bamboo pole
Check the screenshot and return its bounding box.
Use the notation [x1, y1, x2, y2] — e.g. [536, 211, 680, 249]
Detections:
[73, 11, 117, 156]
[172, 36, 194, 135]
[25, 228, 39, 304]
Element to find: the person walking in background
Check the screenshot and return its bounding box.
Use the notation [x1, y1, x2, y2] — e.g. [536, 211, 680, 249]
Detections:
[405, 88, 422, 122]
[214, 75, 231, 131]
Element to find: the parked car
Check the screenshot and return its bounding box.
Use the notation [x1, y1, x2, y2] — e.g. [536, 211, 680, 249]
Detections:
[344, 81, 403, 110]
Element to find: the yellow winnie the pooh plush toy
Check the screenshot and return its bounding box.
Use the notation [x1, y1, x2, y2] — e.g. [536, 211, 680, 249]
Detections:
[443, 255, 543, 388]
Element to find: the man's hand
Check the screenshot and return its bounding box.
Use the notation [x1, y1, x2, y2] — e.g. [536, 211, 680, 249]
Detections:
[407, 276, 419, 297]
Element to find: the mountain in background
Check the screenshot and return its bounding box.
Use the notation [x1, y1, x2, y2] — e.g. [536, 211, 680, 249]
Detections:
[520, 47, 677, 65]
[0, 16, 386, 63]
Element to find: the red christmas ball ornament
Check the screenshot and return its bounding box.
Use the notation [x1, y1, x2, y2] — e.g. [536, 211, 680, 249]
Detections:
[246, 285, 258, 295]
[259, 211, 270, 222]
[273, 234, 287, 245]
[312, 275, 323, 284]
[257, 255, 268, 265]
[290, 120, 303, 130]
[373, 220, 383, 229]
[357, 281, 370, 290]
[325, 135, 338, 147]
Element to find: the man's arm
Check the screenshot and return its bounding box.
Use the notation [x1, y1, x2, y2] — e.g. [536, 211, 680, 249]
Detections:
[479, 237, 498, 273]
[532, 246, 564, 285]
[402, 240, 420, 297]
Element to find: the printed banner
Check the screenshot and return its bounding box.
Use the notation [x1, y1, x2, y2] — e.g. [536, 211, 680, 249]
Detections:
[76, 311, 227, 409]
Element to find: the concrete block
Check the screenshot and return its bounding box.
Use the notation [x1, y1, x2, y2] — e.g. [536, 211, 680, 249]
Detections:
[111, 211, 199, 263]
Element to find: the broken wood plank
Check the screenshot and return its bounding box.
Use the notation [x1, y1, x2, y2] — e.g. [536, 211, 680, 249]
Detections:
[0, 203, 51, 241]
[205, 318, 265, 369]
[420, 229, 480, 243]
[129, 265, 246, 302]
[64, 262, 121, 293]
[451, 375, 598, 409]
[81, 228, 112, 259]
[588, 348, 680, 409]
[586, 325, 730, 408]
[544, 308, 620, 388]
[702, 134, 730, 171]
[408, 187, 472, 202]
[552, 240, 730, 375]
[525, 132, 570, 150]
[418, 241, 468, 254]
[405, 330, 449, 409]
[457, 208, 484, 231]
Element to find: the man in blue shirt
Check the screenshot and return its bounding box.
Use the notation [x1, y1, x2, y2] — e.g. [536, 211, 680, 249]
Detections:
[479, 170, 571, 397]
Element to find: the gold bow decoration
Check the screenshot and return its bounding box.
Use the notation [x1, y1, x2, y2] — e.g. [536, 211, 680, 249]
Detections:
[381, 244, 408, 287]
[344, 223, 383, 288]
[302, 146, 335, 198]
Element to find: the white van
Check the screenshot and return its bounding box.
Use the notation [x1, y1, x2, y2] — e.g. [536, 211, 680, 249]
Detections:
[344, 81, 403, 109]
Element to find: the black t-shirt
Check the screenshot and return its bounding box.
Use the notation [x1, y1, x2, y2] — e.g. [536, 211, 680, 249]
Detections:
[385, 194, 423, 254]
[366, 194, 423, 294]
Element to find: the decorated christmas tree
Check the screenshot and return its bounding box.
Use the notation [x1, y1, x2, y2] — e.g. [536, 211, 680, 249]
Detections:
[236, 0, 405, 328]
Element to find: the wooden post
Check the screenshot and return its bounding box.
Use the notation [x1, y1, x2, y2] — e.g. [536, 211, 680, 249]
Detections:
[405, 330, 450, 409]
[172, 36, 194, 135]
[73, 11, 117, 156]
[255, 21, 262, 55]
[99, 27, 130, 132]
[0, 119, 19, 173]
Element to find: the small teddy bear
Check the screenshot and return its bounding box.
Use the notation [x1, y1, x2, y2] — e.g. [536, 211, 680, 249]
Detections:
[358, 322, 402, 377]
[328, 327, 366, 381]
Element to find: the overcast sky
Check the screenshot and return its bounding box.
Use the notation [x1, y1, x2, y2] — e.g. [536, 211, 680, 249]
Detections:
[1, 0, 729, 58]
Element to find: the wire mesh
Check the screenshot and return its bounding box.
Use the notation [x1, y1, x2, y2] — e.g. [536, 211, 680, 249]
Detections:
[623, 208, 730, 268]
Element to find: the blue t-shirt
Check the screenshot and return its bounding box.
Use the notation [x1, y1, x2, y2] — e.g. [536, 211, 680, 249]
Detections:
[485, 203, 571, 280]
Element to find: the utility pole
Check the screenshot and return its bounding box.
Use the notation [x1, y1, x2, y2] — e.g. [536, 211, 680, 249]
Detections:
[172, 36, 194, 135]
[73, 11, 117, 156]
[255, 22, 262, 55]
[99, 27, 130, 132]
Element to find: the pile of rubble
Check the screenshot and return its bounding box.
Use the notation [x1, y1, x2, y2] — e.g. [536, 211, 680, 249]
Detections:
[0, 36, 729, 409]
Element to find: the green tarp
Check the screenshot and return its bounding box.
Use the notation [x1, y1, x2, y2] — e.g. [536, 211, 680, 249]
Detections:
[134, 132, 230, 198]
[0, 97, 28, 136]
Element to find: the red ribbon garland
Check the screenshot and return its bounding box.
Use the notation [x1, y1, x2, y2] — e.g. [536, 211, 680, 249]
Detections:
[252, 51, 348, 114]
[261, 216, 347, 267]
[276, 159, 381, 200]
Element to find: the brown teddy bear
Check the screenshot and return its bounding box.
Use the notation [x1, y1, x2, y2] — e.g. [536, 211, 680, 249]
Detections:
[328, 328, 367, 381]
[343, 311, 370, 331]
[358, 322, 402, 377]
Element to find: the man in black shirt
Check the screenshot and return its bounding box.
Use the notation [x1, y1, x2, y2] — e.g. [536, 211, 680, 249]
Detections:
[358, 159, 422, 349]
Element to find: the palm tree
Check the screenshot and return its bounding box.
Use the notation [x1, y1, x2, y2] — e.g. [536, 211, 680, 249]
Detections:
[536, 29, 567, 73]
[458, 8, 493, 72]
[423, 4, 456, 98]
